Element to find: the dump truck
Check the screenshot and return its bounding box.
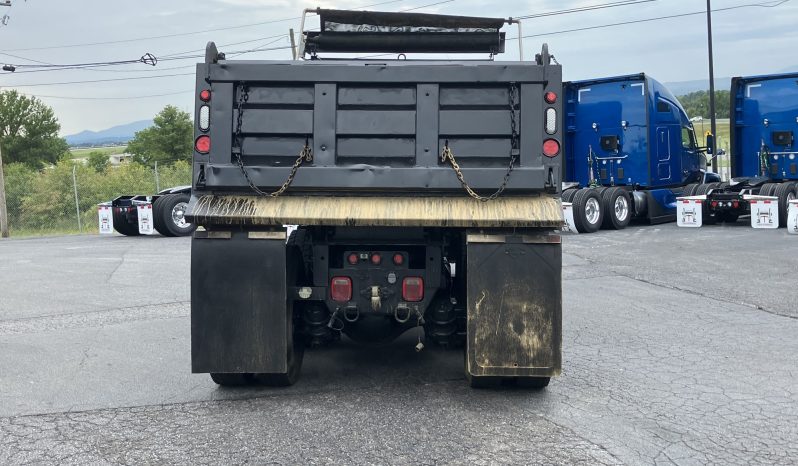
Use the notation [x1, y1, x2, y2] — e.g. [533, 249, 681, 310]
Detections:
[561, 74, 717, 233]
[98, 186, 197, 236]
[186, 9, 563, 388]
[683, 72, 798, 227]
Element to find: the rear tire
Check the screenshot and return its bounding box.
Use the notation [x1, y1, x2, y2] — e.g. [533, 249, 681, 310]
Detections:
[210, 373, 250, 386]
[695, 183, 720, 225]
[774, 182, 797, 228]
[512, 377, 551, 389]
[600, 187, 631, 230]
[572, 189, 603, 233]
[157, 193, 196, 237]
[255, 304, 305, 387]
[760, 183, 777, 197]
[561, 188, 579, 203]
[152, 195, 173, 236]
[682, 183, 699, 197]
[112, 209, 140, 236]
[695, 182, 720, 196]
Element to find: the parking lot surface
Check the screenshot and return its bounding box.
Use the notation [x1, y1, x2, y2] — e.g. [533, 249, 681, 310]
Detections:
[1, 223, 796, 464]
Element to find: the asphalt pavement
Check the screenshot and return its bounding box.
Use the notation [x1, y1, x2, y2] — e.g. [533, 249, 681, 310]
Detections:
[0, 223, 796, 465]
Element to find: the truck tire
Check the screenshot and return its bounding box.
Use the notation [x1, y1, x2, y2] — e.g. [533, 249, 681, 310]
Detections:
[775, 182, 797, 228]
[695, 182, 720, 196]
[682, 184, 699, 197]
[255, 313, 305, 387]
[210, 373, 250, 386]
[157, 193, 196, 237]
[759, 183, 777, 197]
[601, 187, 631, 230]
[572, 189, 603, 233]
[561, 188, 578, 203]
[152, 195, 171, 236]
[513, 376, 551, 389]
[112, 209, 140, 236]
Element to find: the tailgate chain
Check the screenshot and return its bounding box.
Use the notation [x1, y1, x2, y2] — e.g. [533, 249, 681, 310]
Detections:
[233, 84, 313, 197]
[440, 82, 519, 202]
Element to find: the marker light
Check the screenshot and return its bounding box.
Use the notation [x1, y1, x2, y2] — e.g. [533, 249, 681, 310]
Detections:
[199, 89, 211, 102]
[544, 91, 557, 104]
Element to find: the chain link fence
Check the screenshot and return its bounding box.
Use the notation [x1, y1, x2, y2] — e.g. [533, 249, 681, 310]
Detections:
[2, 160, 191, 237]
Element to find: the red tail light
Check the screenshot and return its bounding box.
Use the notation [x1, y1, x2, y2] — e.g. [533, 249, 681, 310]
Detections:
[347, 253, 358, 265]
[711, 201, 718, 208]
[199, 89, 211, 102]
[195, 135, 211, 153]
[543, 139, 560, 157]
[393, 253, 404, 265]
[732, 201, 739, 208]
[402, 277, 424, 302]
[544, 91, 557, 104]
[330, 277, 352, 302]
[371, 253, 381, 265]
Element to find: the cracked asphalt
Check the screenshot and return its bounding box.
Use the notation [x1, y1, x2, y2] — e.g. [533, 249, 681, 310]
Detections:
[0, 223, 796, 465]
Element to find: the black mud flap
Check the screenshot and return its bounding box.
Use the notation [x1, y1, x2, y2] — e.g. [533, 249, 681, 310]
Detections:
[191, 229, 288, 374]
[465, 231, 562, 378]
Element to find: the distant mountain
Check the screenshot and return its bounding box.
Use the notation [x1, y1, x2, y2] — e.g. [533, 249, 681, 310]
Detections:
[65, 119, 153, 147]
[663, 78, 731, 96]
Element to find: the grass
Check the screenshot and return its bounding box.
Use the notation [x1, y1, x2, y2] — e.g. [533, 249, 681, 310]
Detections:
[69, 145, 127, 159]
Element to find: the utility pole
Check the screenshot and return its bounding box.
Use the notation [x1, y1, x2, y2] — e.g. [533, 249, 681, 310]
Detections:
[0, 0, 9, 237]
[706, 0, 718, 172]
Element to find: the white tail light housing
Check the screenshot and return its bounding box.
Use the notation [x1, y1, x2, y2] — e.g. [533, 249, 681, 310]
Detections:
[199, 105, 210, 132]
[545, 108, 557, 135]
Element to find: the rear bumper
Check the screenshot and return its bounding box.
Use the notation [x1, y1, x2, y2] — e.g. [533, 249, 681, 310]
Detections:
[186, 194, 563, 228]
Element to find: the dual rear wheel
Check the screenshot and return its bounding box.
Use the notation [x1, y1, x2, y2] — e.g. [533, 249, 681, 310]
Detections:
[564, 187, 631, 233]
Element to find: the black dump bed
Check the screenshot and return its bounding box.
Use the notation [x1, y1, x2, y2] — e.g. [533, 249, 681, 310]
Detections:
[187, 10, 563, 228]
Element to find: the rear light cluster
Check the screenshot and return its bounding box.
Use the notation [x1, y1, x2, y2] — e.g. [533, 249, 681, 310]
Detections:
[196, 89, 211, 153]
[711, 201, 740, 209]
[543, 90, 560, 157]
[330, 276, 423, 303]
[346, 251, 404, 266]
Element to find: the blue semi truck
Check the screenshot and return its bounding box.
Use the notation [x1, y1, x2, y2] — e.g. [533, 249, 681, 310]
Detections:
[561, 73, 717, 233]
[695, 72, 798, 227]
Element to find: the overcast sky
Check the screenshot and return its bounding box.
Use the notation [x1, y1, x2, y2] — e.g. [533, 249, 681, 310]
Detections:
[1, 0, 796, 135]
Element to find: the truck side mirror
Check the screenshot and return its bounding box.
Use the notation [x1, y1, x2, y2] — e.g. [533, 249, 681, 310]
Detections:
[705, 134, 715, 155]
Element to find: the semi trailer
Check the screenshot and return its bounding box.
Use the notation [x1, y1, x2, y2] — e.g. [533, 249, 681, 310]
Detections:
[186, 9, 563, 388]
[561, 74, 717, 233]
[684, 72, 798, 227]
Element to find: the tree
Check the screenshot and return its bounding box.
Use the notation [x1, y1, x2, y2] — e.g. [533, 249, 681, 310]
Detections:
[127, 105, 193, 166]
[87, 150, 109, 172]
[677, 90, 731, 119]
[0, 90, 70, 168]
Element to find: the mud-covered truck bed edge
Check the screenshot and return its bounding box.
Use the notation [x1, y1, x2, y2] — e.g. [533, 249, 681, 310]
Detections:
[187, 9, 563, 388]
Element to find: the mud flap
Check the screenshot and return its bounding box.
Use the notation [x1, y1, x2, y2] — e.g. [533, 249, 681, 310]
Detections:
[136, 203, 155, 235]
[745, 195, 779, 229]
[561, 202, 577, 233]
[98, 203, 114, 235]
[465, 231, 562, 378]
[676, 196, 705, 227]
[788, 200, 798, 235]
[191, 229, 288, 373]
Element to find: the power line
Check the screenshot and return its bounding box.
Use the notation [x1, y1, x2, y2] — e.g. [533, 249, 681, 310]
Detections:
[0, 0, 404, 52]
[1, 44, 294, 86]
[511, 0, 791, 40]
[514, 0, 657, 20]
[21, 90, 192, 100]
